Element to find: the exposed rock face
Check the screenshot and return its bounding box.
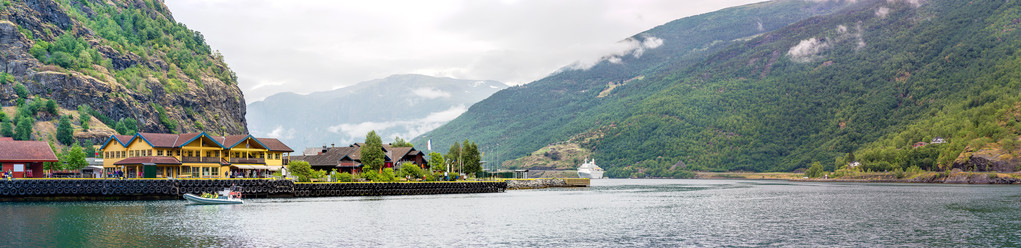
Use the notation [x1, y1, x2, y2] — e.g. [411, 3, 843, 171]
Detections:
[952, 148, 1020, 173]
[0, 0, 247, 136]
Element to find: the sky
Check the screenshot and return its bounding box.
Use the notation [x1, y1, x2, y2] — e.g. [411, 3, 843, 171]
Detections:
[164, 0, 766, 103]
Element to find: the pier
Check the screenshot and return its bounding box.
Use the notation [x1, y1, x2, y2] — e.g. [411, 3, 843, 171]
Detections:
[0, 179, 507, 202]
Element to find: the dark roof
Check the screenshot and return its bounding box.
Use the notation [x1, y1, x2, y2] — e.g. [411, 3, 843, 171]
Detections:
[113, 156, 182, 165]
[257, 138, 294, 152]
[389, 147, 413, 160]
[0, 140, 58, 162]
[295, 147, 358, 167]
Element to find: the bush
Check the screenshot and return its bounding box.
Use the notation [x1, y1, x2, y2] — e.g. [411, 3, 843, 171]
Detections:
[804, 162, 825, 178]
[45, 99, 58, 115]
[337, 172, 353, 182]
[13, 83, 28, 98]
[380, 168, 396, 182]
[398, 163, 423, 179]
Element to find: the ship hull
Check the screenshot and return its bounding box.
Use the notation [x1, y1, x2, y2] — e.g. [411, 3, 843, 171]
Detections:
[578, 170, 604, 179]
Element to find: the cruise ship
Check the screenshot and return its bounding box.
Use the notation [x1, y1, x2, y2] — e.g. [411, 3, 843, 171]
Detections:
[576, 159, 604, 179]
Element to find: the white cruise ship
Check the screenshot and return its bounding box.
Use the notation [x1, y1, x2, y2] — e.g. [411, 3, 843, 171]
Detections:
[577, 159, 604, 179]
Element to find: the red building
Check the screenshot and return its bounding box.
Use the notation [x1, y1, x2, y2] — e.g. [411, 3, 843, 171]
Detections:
[0, 137, 59, 178]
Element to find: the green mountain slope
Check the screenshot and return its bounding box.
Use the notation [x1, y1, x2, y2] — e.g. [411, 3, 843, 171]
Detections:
[416, 0, 1021, 177]
[0, 0, 245, 145]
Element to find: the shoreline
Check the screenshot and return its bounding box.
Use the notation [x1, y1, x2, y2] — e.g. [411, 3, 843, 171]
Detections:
[693, 171, 1021, 185]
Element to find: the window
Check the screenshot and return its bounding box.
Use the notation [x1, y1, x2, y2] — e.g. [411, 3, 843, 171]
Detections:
[148, 150, 152, 156]
[157, 150, 163, 156]
[181, 166, 191, 175]
[176, 150, 181, 156]
[202, 167, 210, 177]
[212, 167, 219, 177]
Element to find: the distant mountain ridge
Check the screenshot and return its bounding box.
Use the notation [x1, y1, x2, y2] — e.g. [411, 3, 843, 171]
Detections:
[247, 74, 506, 152]
[416, 0, 1021, 177]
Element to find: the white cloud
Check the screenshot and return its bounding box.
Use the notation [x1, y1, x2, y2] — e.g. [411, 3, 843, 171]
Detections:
[265, 126, 295, 139]
[875, 7, 890, 18]
[411, 87, 452, 99]
[326, 105, 469, 141]
[164, 0, 767, 102]
[566, 35, 667, 70]
[788, 37, 830, 63]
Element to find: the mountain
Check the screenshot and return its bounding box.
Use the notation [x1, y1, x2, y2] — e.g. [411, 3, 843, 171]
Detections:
[0, 0, 245, 145]
[247, 74, 505, 152]
[415, 0, 1021, 177]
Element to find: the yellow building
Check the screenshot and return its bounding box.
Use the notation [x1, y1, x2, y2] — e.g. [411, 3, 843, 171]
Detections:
[100, 132, 294, 178]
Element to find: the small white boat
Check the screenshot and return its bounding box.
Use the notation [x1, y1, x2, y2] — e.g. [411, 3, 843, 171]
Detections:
[183, 188, 243, 204]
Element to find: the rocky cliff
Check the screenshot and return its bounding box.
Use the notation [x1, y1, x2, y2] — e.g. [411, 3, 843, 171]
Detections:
[0, 0, 246, 143]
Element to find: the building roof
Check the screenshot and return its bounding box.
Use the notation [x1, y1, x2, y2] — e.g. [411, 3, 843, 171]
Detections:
[0, 137, 13, 142]
[257, 137, 294, 152]
[0, 140, 58, 162]
[137, 133, 182, 147]
[294, 147, 359, 167]
[113, 156, 182, 165]
[389, 147, 414, 160]
[112, 133, 292, 151]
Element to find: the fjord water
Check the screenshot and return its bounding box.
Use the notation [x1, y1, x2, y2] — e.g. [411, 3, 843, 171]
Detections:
[1, 180, 1018, 247]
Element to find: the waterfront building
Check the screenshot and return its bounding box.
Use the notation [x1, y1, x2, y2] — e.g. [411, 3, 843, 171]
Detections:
[294, 143, 428, 174]
[0, 137, 59, 178]
[100, 132, 294, 178]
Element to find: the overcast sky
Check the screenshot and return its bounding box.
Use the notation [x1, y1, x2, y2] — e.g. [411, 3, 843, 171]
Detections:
[164, 0, 765, 103]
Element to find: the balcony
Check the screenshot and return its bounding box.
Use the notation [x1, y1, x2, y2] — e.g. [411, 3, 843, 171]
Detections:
[182, 157, 221, 163]
[233, 158, 265, 164]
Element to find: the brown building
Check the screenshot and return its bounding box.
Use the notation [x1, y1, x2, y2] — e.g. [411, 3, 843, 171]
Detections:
[294, 143, 428, 174]
[0, 137, 59, 178]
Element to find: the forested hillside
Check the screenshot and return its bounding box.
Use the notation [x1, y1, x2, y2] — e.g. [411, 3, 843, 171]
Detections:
[0, 0, 245, 148]
[416, 0, 1021, 177]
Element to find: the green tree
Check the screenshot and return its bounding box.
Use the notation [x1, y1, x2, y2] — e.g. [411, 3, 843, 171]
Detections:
[360, 130, 385, 172]
[287, 160, 313, 182]
[45, 99, 57, 115]
[461, 139, 482, 175]
[445, 142, 461, 172]
[0, 120, 12, 137]
[115, 118, 138, 135]
[84, 140, 95, 158]
[428, 152, 444, 172]
[391, 136, 413, 147]
[14, 116, 33, 140]
[78, 105, 91, 131]
[0, 113, 12, 137]
[56, 115, 74, 145]
[63, 143, 88, 171]
[804, 162, 825, 178]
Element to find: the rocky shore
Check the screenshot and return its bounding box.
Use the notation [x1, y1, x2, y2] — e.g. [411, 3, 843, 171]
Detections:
[791, 172, 1021, 184]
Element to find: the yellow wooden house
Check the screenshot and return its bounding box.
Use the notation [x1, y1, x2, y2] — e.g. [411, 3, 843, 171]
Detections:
[100, 132, 293, 178]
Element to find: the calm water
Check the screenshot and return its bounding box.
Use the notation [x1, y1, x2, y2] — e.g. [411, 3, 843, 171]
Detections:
[0, 179, 1019, 247]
